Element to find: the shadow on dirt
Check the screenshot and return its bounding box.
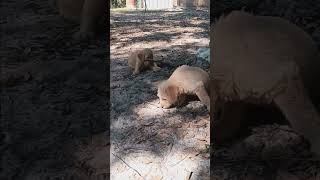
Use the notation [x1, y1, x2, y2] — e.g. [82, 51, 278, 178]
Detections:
[111, 9, 209, 30]
[1, 0, 110, 179]
[110, 8, 210, 179]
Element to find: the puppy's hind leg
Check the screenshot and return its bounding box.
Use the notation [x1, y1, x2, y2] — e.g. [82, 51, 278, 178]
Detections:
[152, 63, 161, 72]
[133, 57, 143, 75]
[195, 81, 210, 111]
[274, 75, 320, 156]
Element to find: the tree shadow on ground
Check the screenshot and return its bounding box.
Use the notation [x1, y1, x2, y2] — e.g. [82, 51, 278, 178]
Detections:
[110, 96, 209, 178]
[110, 49, 210, 178]
[110, 8, 210, 178]
[111, 8, 209, 31]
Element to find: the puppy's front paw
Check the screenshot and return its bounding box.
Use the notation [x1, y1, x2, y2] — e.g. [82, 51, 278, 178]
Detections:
[132, 71, 139, 77]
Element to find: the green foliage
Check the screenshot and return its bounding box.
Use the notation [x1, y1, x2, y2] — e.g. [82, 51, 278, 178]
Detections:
[111, 0, 126, 8]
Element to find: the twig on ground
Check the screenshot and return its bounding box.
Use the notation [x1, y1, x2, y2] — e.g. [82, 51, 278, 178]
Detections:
[187, 171, 193, 180]
[112, 152, 145, 179]
[170, 153, 190, 167]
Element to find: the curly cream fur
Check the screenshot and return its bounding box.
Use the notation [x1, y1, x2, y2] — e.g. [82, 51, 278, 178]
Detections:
[211, 10, 320, 155]
[157, 65, 210, 110]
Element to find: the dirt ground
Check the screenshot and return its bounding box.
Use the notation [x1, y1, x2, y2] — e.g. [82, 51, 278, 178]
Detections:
[2, 0, 320, 179]
[1, 0, 109, 179]
[109, 4, 320, 180]
[110, 9, 210, 179]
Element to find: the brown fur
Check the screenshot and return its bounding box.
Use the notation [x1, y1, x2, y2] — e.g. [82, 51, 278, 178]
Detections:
[157, 65, 210, 111]
[210, 11, 320, 155]
[128, 48, 160, 75]
[56, 0, 106, 40]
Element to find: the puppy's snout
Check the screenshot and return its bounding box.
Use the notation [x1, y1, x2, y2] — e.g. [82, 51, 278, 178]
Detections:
[159, 103, 165, 108]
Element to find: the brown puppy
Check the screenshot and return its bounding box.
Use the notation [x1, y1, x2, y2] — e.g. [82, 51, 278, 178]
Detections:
[128, 48, 160, 75]
[157, 65, 210, 111]
[211, 11, 320, 155]
[56, 0, 106, 40]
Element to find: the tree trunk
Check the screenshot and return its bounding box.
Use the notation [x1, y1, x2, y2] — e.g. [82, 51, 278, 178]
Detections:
[144, 0, 147, 12]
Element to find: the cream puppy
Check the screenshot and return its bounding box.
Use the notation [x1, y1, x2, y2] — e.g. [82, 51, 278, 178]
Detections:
[128, 48, 160, 75]
[157, 65, 210, 111]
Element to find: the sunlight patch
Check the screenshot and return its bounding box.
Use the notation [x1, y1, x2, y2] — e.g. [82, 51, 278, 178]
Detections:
[111, 146, 208, 179]
[133, 99, 167, 119]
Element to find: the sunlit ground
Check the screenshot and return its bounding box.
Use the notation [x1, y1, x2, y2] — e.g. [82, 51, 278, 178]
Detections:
[111, 98, 210, 179]
[111, 143, 205, 179]
[110, 9, 210, 179]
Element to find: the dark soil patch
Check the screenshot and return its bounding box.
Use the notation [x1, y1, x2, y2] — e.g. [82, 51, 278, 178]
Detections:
[1, 0, 109, 179]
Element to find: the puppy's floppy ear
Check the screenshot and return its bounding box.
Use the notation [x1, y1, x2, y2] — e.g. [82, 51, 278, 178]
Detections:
[166, 84, 179, 98]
